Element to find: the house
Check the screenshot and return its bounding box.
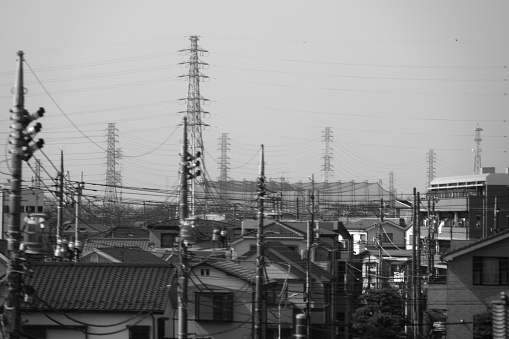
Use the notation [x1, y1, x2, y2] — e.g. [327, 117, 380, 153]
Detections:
[82, 238, 152, 256]
[146, 219, 237, 251]
[358, 248, 412, 291]
[344, 218, 406, 254]
[1, 188, 44, 239]
[20, 262, 174, 339]
[183, 257, 264, 339]
[425, 167, 509, 240]
[81, 246, 168, 264]
[233, 220, 307, 258]
[429, 229, 509, 339]
[237, 240, 335, 339]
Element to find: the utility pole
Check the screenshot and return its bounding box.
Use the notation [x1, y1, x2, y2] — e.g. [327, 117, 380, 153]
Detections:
[5, 51, 45, 339]
[412, 188, 417, 339]
[178, 117, 189, 339]
[427, 197, 436, 281]
[72, 178, 84, 261]
[377, 199, 384, 289]
[255, 145, 266, 339]
[416, 192, 422, 338]
[305, 174, 316, 339]
[177, 116, 201, 339]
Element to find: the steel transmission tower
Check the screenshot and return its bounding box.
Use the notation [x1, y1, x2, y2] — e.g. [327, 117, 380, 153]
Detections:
[321, 127, 334, 183]
[217, 133, 230, 181]
[179, 36, 209, 216]
[426, 149, 436, 188]
[473, 124, 483, 174]
[389, 171, 396, 209]
[105, 123, 122, 204]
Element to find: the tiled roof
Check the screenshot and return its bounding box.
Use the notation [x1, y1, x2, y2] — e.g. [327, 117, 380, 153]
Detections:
[198, 258, 256, 283]
[103, 226, 149, 238]
[242, 221, 306, 239]
[244, 241, 332, 281]
[22, 262, 174, 312]
[362, 248, 413, 258]
[84, 247, 167, 264]
[442, 228, 509, 260]
[82, 238, 151, 255]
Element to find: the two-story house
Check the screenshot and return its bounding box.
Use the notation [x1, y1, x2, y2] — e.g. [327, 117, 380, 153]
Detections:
[183, 257, 263, 339]
[429, 229, 509, 339]
[21, 262, 174, 339]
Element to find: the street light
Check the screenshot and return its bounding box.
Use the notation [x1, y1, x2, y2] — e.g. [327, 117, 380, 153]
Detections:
[278, 293, 299, 339]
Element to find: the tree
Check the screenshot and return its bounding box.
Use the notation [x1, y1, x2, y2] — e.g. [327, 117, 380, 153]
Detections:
[351, 287, 409, 339]
[473, 311, 492, 339]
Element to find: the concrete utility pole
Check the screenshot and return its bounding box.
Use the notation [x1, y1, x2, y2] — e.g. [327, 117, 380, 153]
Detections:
[377, 199, 384, 289]
[177, 116, 201, 339]
[412, 188, 418, 339]
[305, 174, 316, 339]
[255, 145, 266, 339]
[73, 178, 84, 261]
[416, 192, 422, 338]
[5, 51, 45, 339]
[178, 117, 190, 339]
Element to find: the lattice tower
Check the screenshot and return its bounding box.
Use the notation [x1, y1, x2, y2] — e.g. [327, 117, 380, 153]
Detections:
[321, 127, 334, 183]
[426, 149, 436, 188]
[179, 36, 209, 216]
[105, 123, 122, 204]
[473, 125, 483, 174]
[217, 133, 230, 181]
[33, 159, 42, 189]
[389, 171, 395, 208]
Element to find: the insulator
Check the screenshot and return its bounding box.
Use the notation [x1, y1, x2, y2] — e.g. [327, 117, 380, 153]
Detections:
[29, 107, 45, 121]
[492, 301, 505, 339]
[25, 122, 42, 136]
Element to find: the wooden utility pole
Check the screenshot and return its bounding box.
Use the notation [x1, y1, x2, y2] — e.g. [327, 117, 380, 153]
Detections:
[254, 145, 266, 339]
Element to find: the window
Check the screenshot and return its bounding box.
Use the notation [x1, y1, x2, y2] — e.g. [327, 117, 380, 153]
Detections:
[23, 327, 46, 339]
[195, 292, 233, 322]
[337, 262, 346, 295]
[382, 233, 393, 243]
[200, 269, 210, 276]
[160, 233, 176, 248]
[473, 256, 508, 285]
[129, 326, 150, 339]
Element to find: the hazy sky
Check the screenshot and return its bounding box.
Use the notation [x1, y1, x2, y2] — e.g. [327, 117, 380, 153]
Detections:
[1, 1, 508, 205]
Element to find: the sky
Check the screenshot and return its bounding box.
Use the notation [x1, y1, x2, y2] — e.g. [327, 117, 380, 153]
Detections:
[0, 1, 508, 206]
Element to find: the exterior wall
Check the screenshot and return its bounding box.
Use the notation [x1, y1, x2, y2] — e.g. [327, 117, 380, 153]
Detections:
[349, 230, 368, 255]
[232, 238, 305, 259]
[187, 264, 254, 338]
[366, 223, 405, 249]
[445, 239, 509, 339]
[22, 312, 166, 339]
[1, 188, 45, 240]
[468, 185, 509, 239]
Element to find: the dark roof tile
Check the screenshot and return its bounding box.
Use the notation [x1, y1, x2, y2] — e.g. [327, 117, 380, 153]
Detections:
[22, 262, 174, 312]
